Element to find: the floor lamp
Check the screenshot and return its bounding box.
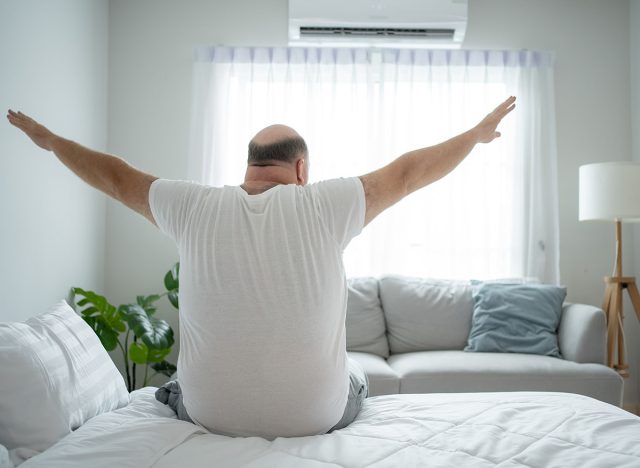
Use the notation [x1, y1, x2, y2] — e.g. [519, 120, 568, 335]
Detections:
[579, 162, 640, 378]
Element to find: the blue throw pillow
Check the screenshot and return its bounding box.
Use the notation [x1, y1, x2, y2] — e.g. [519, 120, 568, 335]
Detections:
[464, 282, 566, 357]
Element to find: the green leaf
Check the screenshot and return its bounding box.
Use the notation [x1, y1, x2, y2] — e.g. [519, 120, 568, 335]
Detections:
[151, 360, 177, 377]
[85, 316, 119, 351]
[128, 341, 170, 365]
[129, 341, 148, 364]
[167, 291, 179, 309]
[147, 347, 171, 363]
[73, 287, 126, 344]
[121, 304, 174, 350]
[164, 263, 179, 292]
[84, 315, 96, 329]
[98, 323, 119, 351]
[164, 263, 180, 310]
[80, 306, 99, 317]
[136, 294, 161, 316]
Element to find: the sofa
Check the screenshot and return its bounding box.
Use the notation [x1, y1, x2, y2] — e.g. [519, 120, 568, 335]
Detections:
[345, 276, 624, 407]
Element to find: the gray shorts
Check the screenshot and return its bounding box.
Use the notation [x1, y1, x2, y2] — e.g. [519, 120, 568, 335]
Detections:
[155, 357, 369, 434]
[328, 357, 369, 432]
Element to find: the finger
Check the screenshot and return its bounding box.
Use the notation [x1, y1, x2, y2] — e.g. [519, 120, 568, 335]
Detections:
[495, 96, 516, 113]
[495, 102, 516, 119]
[17, 111, 36, 123]
[7, 113, 26, 128]
[8, 109, 27, 122]
[8, 110, 22, 121]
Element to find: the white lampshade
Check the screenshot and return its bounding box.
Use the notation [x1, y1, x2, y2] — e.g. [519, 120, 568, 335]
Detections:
[579, 162, 640, 222]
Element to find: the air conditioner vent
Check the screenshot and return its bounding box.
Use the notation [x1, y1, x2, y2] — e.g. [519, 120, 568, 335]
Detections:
[299, 27, 455, 40]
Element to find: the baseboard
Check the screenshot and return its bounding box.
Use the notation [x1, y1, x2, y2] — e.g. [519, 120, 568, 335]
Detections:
[622, 403, 640, 416]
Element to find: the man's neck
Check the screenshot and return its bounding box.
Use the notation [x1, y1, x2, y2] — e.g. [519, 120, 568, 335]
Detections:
[242, 165, 297, 194]
[240, 181, 282, 195]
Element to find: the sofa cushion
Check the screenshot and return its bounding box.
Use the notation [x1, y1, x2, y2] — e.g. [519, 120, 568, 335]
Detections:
[379, 276, 473, 353]
[387, 350, 623, 407]
[348, 351, 400, 396]
[465, 282, 566, 357]
[346, 277, 389, 358]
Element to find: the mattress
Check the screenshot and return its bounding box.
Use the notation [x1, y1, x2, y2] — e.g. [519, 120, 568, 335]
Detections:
[19, 388, 640, 468]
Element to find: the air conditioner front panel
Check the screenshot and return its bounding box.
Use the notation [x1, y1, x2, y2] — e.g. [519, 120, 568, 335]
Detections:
[289, 0, 467, 47]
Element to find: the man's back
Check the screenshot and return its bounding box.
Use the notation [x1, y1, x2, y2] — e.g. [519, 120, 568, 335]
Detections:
[149, 177, 365, 438]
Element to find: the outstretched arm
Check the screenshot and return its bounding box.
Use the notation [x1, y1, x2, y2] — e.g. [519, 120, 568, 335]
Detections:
[359, 96, 516, 226]
[6, 110, 157, 225]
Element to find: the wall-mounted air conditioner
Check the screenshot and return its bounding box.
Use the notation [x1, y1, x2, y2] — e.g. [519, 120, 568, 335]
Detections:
[289, 0, 468, 49]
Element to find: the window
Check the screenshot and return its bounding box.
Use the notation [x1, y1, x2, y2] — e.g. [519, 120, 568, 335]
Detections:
[189, 47, 559, 283]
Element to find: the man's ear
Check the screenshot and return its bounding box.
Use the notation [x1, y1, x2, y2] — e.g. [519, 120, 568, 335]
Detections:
[296, 157, 307, 185]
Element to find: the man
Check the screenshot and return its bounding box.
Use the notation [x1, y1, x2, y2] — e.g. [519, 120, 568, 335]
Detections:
[6, 96, 515, 438]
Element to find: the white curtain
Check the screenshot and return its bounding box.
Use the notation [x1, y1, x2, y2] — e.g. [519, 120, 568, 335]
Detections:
[188, 47, 560, 284]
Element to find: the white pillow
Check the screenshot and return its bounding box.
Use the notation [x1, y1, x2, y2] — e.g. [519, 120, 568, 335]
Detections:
[0, 300, 129, 457]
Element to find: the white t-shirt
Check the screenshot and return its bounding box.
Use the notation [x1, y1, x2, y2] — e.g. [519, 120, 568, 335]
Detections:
[149, 177, 365, 438]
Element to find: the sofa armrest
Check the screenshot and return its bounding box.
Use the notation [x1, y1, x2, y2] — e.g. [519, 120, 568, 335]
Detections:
[557, 303, 606, 364]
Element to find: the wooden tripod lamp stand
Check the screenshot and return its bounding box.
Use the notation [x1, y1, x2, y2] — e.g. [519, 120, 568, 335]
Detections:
[580, 162, 640, 378]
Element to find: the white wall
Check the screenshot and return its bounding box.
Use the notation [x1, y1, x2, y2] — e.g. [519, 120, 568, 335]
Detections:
[0, 0, 109, 322]
[107, 0, 639, 402]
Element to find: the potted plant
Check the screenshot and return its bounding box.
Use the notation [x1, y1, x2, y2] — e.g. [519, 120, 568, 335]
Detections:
[72, 263, 180, 391]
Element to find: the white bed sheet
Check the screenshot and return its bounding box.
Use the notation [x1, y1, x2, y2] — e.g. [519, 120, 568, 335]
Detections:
[19, 388, 640, 468]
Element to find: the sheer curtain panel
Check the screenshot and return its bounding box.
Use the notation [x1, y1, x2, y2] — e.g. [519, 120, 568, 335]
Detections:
[188, 47, 559, 284]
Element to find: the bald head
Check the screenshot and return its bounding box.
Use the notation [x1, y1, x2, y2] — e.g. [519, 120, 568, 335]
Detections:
[248, 124, 308, 166]
[252, 124, 300, 146]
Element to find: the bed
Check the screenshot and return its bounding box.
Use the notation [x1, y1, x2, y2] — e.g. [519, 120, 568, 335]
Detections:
[2, 303, 639, 467]
[10, 388, 639, 468]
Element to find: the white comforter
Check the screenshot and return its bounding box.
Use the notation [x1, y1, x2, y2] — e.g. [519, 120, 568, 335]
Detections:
[19, 388, 640, 467]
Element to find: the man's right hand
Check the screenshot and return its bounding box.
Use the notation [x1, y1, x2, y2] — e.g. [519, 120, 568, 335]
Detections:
[6, 110, 56, 151]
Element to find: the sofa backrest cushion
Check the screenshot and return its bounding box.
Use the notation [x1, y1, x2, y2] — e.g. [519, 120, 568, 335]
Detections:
[379, 276, 473, 353]
[346, 277, 390, 358]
